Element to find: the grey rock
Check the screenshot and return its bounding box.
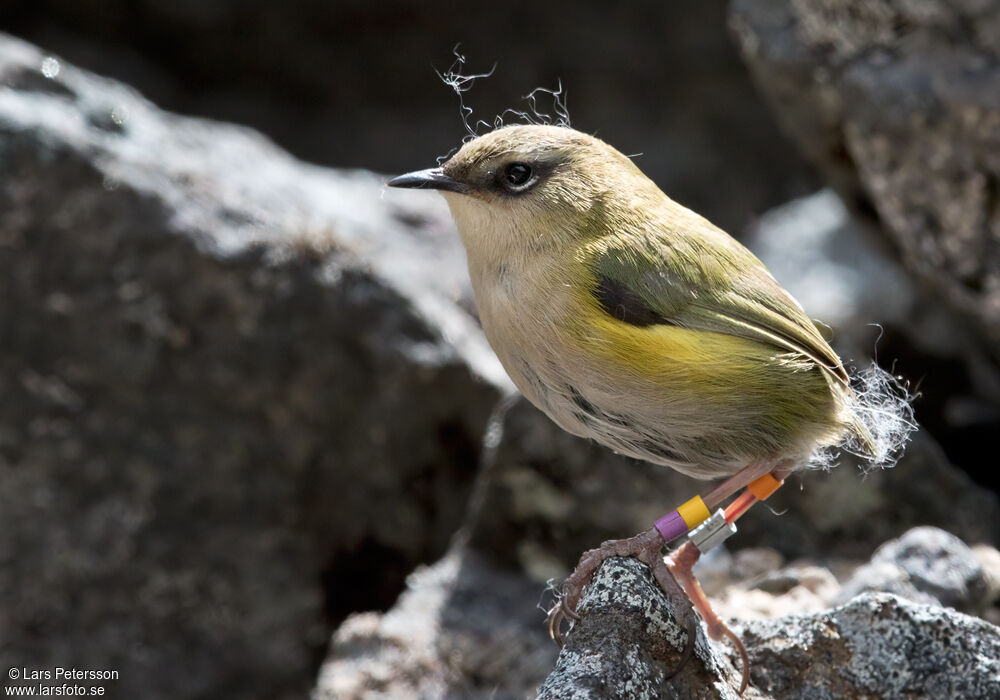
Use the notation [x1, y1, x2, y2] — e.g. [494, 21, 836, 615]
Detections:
[709, 563, 843, 624]
[0, 32, 507, 699]
[729, 0, 1000, 353]
[536, 558, 1000, 700]
[836, 561, 943, 610]
[742, 593, 1000, 699]
[747, 190, 929, 354]
[750, 564, 836, 597]
[837, 526, 990, 613]
[702, 528, 1000, 628]
[316, 547, 557, 699]
[537, 557, 745, 700]
[976, 543, 1000, 605]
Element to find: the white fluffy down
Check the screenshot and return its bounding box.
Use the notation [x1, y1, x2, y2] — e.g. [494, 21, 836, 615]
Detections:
[815, 362, 917, 472]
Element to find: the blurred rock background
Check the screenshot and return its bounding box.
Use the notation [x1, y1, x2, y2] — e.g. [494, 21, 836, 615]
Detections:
[0, 1, 816, 232]
[0, 1, 998, 698]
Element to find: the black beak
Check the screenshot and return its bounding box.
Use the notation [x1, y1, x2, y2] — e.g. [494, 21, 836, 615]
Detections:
[386, 167, 467, 194]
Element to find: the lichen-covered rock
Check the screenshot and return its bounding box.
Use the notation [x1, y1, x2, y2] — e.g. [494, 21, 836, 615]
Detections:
[836, 526, 990, 614]
[729, 0, 1000, 353]
[316, 548, 557, 699]
[535, 557, 1000, 700]
[709, 526, 1000, 630]
[742, 593, 1000, 700]
[537, 557, 746, 700]
[0, 32, 505, 699]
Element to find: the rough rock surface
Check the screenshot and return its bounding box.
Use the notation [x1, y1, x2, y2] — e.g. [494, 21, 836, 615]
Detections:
[316, 548, 557, 699]
[730, 0, 1000, 352]
[316, 530, 1000, 699]
[742, 593, 1000, 699]
[836, 526, 990, 614]
[0, 32, 506, 699]
[537, 557, 1000, 700]
[537, 557, 744, 700]
[706, 526, 1000, 624]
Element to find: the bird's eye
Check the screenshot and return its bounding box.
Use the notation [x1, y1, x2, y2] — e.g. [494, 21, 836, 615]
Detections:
[502, 162, 535, 192]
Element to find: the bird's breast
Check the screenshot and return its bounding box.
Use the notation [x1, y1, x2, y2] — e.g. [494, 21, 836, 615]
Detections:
[468, 255, 582, 411]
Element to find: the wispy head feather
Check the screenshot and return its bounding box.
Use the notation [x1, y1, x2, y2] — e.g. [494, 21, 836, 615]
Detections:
[436, 45, 570, 155]
[436, 44, 497, 142]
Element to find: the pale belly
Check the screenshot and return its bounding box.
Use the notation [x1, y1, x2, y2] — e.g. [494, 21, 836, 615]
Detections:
[470, 262, 844, 480]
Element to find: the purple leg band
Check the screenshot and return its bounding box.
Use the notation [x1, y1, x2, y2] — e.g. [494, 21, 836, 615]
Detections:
[654, 510, 688, 543]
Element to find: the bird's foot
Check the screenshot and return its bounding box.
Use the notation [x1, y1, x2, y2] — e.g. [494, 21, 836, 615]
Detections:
[666, 540, 750, 694]
[546, 527, 697, 678]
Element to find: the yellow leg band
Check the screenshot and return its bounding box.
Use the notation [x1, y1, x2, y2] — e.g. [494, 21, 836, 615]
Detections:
[677, 495, 710, 529]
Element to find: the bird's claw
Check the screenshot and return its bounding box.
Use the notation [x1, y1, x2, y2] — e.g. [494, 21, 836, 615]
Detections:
[546, 592, 580, 647]
[563, 601, 581, 621]
[546, 563, 698, 685]
[664, 613, 698, 680]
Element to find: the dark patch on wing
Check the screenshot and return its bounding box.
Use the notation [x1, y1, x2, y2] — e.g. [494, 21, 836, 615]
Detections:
[594, 275, 671, 327]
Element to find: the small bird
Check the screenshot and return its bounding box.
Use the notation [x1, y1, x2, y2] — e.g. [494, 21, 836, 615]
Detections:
[388, 124, 908, 692]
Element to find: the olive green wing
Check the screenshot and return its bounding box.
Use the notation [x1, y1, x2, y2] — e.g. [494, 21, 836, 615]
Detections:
[589, 230, 849, 386]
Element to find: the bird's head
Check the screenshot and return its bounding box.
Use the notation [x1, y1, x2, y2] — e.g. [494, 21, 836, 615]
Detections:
[388, 125, 658, 261]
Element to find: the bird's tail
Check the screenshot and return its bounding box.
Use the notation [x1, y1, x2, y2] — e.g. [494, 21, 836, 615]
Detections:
[840, 362, 917, 470]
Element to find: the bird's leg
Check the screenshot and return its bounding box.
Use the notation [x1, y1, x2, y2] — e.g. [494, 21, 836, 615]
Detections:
[546, 527, 696, 659]
[547, 460, 790, 688]
[703, 458, 785, 508]
[665, 461, 792, 695]
[666, 540, 750, 694]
